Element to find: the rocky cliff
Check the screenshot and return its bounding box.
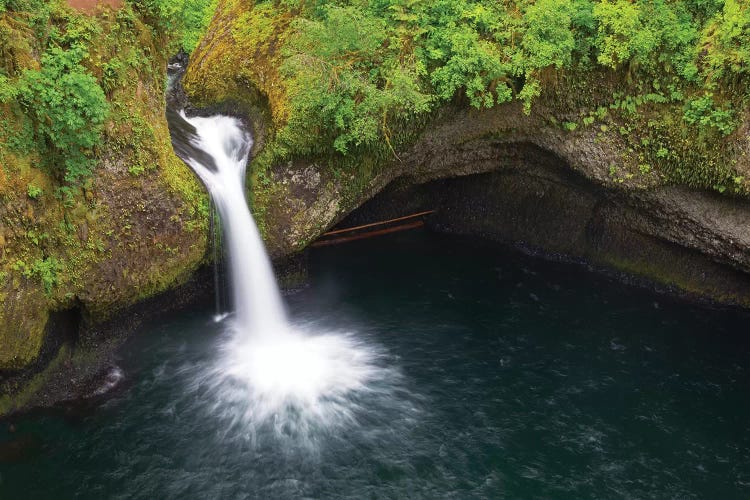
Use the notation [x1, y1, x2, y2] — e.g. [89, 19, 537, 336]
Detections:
[184, 0, 750, 305]
[0, 1, 208, 412]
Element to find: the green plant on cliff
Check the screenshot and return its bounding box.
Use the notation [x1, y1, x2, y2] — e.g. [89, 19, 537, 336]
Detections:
[280, 4, 433, 156]
[17, 45, 109, 184]
[272, 0, 585, 161]
[26, 182, 42, 199]
[683, 92, 735, 134]
[1, 0, 221, 186]
[135, 0, 218, 53]
[699, 0, 750, 83]
[196, 0, 749, 194]
[593, 0, 697, 72]
[0, 0, 210, 379]
[12, 257, 60, 295]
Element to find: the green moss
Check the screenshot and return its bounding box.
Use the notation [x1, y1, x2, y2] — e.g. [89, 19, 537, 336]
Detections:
[601, 252, 750, 308]
[0, 1, 210, 374]
[553, 71, 749, 195]
[0, 282, 49, 371]
[0, 344, 70, 416]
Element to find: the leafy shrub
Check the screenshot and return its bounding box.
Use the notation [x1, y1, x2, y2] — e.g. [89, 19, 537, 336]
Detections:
[26, 183, 42, 199]
[17, 45, 109, 184]
[281, 4, 433, 155]
[699, 0, 750, 82]
[683, 93, 736, 135]
[12, 257, 59, 294]
[0, 74, 17, 102]
[245, 0, 749, 168]
[593, 0, 697, 72]
[136, 0, 218, 53]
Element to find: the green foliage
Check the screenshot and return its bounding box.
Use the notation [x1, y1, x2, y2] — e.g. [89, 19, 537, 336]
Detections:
[683, 93, 735, 134]
[281, 4, 433, 155]
[213, 0, 748, 200]
[699, 0, 750, 82]
[26, 183, 42, 199]
[276, 0, 585, 157]
[101, 57, 124, 94]
[522, 0, 575, 70]
[1, 0, 214, 192]
[593, 0, 698, 73]
[424, 1, 510, 109]
[517, 0, 576, 110]
[177, 0, 219, 52]
[0, 74, 17, 102]
[247, 0, 746, 166]
[135, 0, 218, 53]
[12, 257, 60, 295]
[17, 45, 109, 184]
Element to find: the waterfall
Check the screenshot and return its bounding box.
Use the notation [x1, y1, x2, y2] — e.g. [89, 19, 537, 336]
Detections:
[170, 111, 286, 337]
[167, 108, 394, 444]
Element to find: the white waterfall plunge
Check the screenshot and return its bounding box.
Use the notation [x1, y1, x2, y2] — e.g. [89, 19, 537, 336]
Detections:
[179, 113, 286, 335]
[173, 112, 395, 443]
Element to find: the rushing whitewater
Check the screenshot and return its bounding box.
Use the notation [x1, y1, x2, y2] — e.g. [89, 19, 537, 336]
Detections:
[177, 113, 285, 334]
[169, 111, 399, 444]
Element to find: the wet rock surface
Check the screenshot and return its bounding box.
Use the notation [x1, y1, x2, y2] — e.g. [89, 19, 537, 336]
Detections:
[276, 126, 750, 307]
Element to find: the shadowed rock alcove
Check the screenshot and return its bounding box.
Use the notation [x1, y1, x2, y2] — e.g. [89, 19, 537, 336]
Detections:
[333, 142, 750, 307]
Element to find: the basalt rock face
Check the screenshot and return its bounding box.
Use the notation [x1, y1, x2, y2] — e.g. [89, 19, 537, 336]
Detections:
[350, 109, 750, 306]
[184, 1, 750, 308]
[342, 157, 750, 307]
[259, 109, 750, 306]
[0, 4, 208, 412]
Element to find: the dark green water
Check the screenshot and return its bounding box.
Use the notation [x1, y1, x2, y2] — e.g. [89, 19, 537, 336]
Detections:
[2, 230, 749, 498]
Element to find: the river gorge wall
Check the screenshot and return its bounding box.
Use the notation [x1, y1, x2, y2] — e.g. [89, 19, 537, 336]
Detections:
[182, 0, 750, 309]
[234, 101, 750, 307]
[0, 3, 208, 412]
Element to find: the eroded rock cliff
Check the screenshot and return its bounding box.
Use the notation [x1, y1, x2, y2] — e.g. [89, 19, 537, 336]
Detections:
[184, 0, 750, 305]
[0, 1, 208, 411]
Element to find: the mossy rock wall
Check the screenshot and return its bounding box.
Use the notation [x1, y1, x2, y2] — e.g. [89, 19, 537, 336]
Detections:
[0, 4, 208, 383]
[184, 0, 750, 307]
